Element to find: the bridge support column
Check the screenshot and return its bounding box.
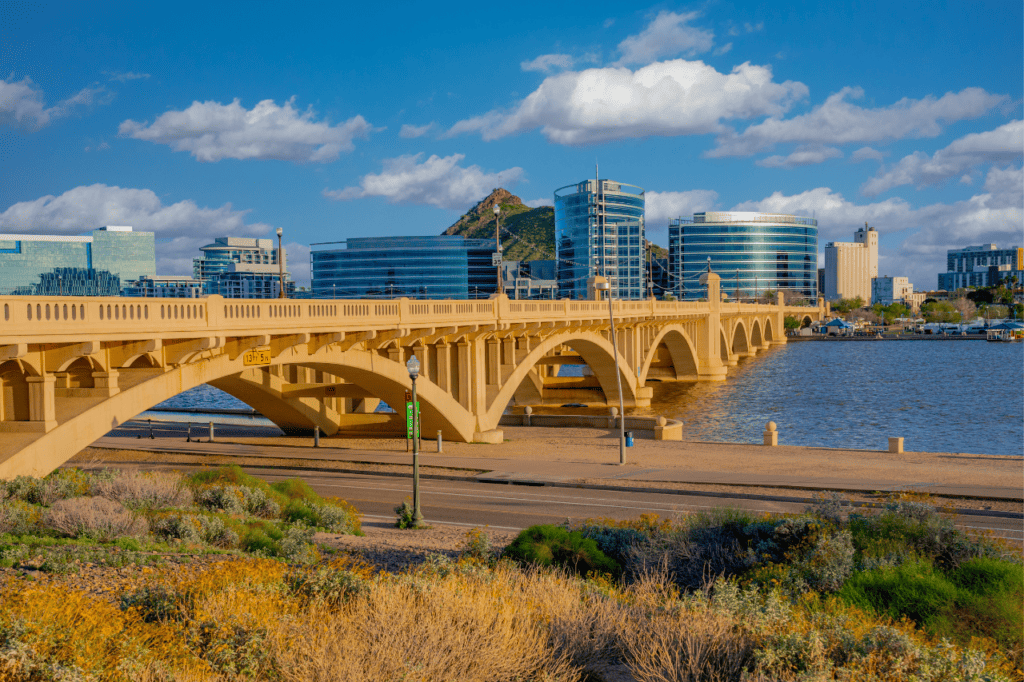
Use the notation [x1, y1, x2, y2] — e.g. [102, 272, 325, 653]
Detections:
[27, 376, 57, 432]
[456, 342, 471, 410]
[435, 342, 451, 393]
[696, 273, 728, 381]
[92, 371, 120, 397]
[775, 291, 788, 346]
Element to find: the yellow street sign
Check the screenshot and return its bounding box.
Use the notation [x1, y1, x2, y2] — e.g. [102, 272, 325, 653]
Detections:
[242, 346, 271, 366]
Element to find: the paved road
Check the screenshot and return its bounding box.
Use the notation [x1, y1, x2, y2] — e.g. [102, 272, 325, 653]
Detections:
[115, 460, 1024, 543]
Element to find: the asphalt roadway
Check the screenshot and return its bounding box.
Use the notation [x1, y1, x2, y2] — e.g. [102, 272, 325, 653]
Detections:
[79, 447, 1024, 544]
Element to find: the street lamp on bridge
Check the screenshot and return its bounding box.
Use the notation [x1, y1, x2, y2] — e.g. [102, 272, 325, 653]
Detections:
[276, 227, 286, 299]
[594, 280, 626, 466]
[406, 354, 425, 527]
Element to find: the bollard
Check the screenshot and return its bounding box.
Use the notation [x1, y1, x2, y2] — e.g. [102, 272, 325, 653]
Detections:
[208, 421, 215, 443]
[524, 406, 532, 427]
[186, 422, 192, 442]
[609, 406, 618, 429]
[314, 426, 320, 448]
[763, 421, 778, 446]
[148, 418, 154, 439]
[437, 430, 443, 453]
[888, 437, 904, 454]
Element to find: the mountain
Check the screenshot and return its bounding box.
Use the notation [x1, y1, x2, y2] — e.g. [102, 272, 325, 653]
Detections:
[442, 188, 667, 261]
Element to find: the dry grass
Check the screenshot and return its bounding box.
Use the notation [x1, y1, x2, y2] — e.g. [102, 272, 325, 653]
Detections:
[42, 496, 148, 541]
[92, 468, 193, 509]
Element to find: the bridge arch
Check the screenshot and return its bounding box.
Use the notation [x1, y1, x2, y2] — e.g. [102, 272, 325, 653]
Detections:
[730, 319, 751, 355]
[482, 330, 641, 427]
[764, 316, 777, 341]
[0, 361, 30, 422]
[750, 319, 764, 348]
[638, 325, 700, 383]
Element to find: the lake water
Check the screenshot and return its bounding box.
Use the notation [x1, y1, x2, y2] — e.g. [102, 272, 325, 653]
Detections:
[155, 340, 1024, 457]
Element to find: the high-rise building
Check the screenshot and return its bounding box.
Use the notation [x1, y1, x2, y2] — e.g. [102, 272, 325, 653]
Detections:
[824, 224, 878, 302]
[937, 244, 1023, 290]
[310, 236, 498, 299]
[192, 237, 291, 298]
[667, 212, 817, 300]
[554, 178, 645, 300]
[0, 226, 155, 295]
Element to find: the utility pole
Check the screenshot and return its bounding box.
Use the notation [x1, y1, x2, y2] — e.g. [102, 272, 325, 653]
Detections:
[493, 204, 502, 296]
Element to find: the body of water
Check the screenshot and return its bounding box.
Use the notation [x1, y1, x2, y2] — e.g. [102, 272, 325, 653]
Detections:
[155, 340, 1024, 456]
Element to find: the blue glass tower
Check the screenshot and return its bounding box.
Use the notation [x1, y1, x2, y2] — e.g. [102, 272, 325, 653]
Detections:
[310, 236, 498, 299]
[555, 178, 645, 300]
[668, 212, 818, 300]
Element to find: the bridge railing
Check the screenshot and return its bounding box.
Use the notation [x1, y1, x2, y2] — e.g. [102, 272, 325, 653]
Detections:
[0, 294, 806, 341]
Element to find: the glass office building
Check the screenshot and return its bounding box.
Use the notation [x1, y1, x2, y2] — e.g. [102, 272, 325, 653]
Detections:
[0, 226, 155, 295]
[193, 237, 282, 280]
[310, 236, 499, 299]
[555, 178, 645, 300]
[668, 212, 817, 300]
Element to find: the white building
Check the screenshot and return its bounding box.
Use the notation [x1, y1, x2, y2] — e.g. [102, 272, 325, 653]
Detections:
[823, 224, 878, 302]
[122, 275, 203, 298]
[937, 244, 1023, 290]
[871, 276, 914, 305]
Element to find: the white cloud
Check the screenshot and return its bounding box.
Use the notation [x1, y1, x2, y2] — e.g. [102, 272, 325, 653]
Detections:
[645, 190, 719, 228]
[615, 11, 715, 65]
[860, 119, 1023, 196]
[756, 145, 842, 168]
[851, 146, 886, 163]
[710, 86, 1006, 157]
[525, 198, 553, 208]
[960, 174, 973, 185]
[399, 122, 435, 138]
[732, 170, 1023, 289]
[712, 43, 733, 56]
[283, 242, 311, 286]
[521, 54, 576, 73]
[603, 18, 615, 28]
[447, 59, 808, 145]
[105, 71, 151, 82]
[0, 184, 273, 276]
[119, 97, 372, 163]
[323, 153, 524, 211]
[1, 76, 110, 129]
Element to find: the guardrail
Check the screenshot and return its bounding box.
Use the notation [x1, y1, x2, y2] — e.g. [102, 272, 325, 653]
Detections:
[0, 294, 810, 341]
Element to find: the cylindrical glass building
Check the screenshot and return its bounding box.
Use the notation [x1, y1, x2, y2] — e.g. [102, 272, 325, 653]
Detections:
[667, 211, 817, 300]
[555, 179, 645, 300]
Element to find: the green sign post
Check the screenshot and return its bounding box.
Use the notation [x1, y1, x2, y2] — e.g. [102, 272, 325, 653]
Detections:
[405, 400, 420, 441]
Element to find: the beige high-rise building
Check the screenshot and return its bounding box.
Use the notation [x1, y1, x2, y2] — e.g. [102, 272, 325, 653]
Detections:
[824, 223, 878, 302]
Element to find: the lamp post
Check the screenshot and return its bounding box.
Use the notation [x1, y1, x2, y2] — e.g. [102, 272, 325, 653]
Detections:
[276, 227, 286, 299]
[595, 281, 626, 465]
[57, 274, 62, 297]
[493, 204, 502, 296]
[406, 355, 425, 527]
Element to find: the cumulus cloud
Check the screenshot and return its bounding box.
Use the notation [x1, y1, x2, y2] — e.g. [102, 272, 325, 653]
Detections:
[0, 184, 273, 276]
[732, 170, 1022, 289]
[615, 11, 714, 65]
[710, 86, 1006, 157]
[851, 146, 886, 163]
[712, 43, 733, 56]
[860, 119, 1023, 196]
[399, 122, 435, 138]
[105, 71, 150, 82]
[525, 198, 554, 208]
[756, 145, 842, 168]
[1, 76, 110, 129]
[119, 97, 372, 163]
[283, 242, 311, 286]
[645, 190, 719, 228]
[521, 54, 576, 73]
[323, 153, 524, 211]
[447, 59, 808, 145]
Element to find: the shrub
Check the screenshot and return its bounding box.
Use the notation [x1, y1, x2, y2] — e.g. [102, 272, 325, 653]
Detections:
[92, 469, 192, 510]
[806, 490, 853, 526]
[839, 559, 958, 624]
[120, 585, 193, 622]
[150, 511, 239, 548]
[270, 478, 320, 504]
[394, 498, 417, 529]
[503, 525, 620, 577]
[0, 499, 41, 536]
[564, 521, 645, 565]
[284, 499, 360, 534]
[286, 564, 369, 605]
[461, 527, 492, 561]
[42, 497, 147, 541]
[195, 484, 246, 514]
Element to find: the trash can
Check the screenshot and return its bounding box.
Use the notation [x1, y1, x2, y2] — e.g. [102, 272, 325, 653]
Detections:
[625, 431, 634, 447]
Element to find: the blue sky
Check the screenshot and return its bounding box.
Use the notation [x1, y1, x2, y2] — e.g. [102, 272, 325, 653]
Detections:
[2, 0, 1021, 289]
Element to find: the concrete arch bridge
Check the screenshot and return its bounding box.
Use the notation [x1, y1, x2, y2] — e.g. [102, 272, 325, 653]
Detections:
[0, 273, 824, 477]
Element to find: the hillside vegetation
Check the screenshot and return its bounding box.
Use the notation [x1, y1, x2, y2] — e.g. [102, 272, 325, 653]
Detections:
[443, 188, 667, 262]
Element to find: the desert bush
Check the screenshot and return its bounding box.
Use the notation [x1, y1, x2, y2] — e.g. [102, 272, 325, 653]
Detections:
[195, 484, 246, 514]
[807, 490, 853, 525]
[564, 520, 646, 565]
[283, 498, 359, 534]
[461, 527, 492, 561]
[150, 511, 239, 548]
[286, 564, 369, 605]
[394, 497, 417, 529]
[120, 585, 194, 622]
[503, 524, 620, 577]
[0, 499, 41, 536]
[42, 496, 147, 541]
[93, 469, 192, 510]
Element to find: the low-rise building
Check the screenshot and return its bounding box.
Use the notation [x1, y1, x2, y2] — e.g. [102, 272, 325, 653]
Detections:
[871, 276, 914, 305]
[204, 263, 295, 298]
[122, 275, 203, 298]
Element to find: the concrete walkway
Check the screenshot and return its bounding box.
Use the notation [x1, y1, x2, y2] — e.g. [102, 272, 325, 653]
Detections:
[91, 426, 1023, 502]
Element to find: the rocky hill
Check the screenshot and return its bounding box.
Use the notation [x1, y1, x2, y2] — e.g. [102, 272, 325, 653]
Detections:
[442, 188, 666, 261]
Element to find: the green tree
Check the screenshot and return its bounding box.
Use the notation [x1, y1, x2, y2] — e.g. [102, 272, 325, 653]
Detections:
[831, 297, 865, 314]
[784, 316, 801, 331]
[921, 301, 958, 323]
[871, 302, 909, 325]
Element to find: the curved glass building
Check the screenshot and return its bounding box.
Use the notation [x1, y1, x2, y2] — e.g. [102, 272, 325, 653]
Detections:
[555, 179, 645, 300]
[668, 212, 817, 300]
